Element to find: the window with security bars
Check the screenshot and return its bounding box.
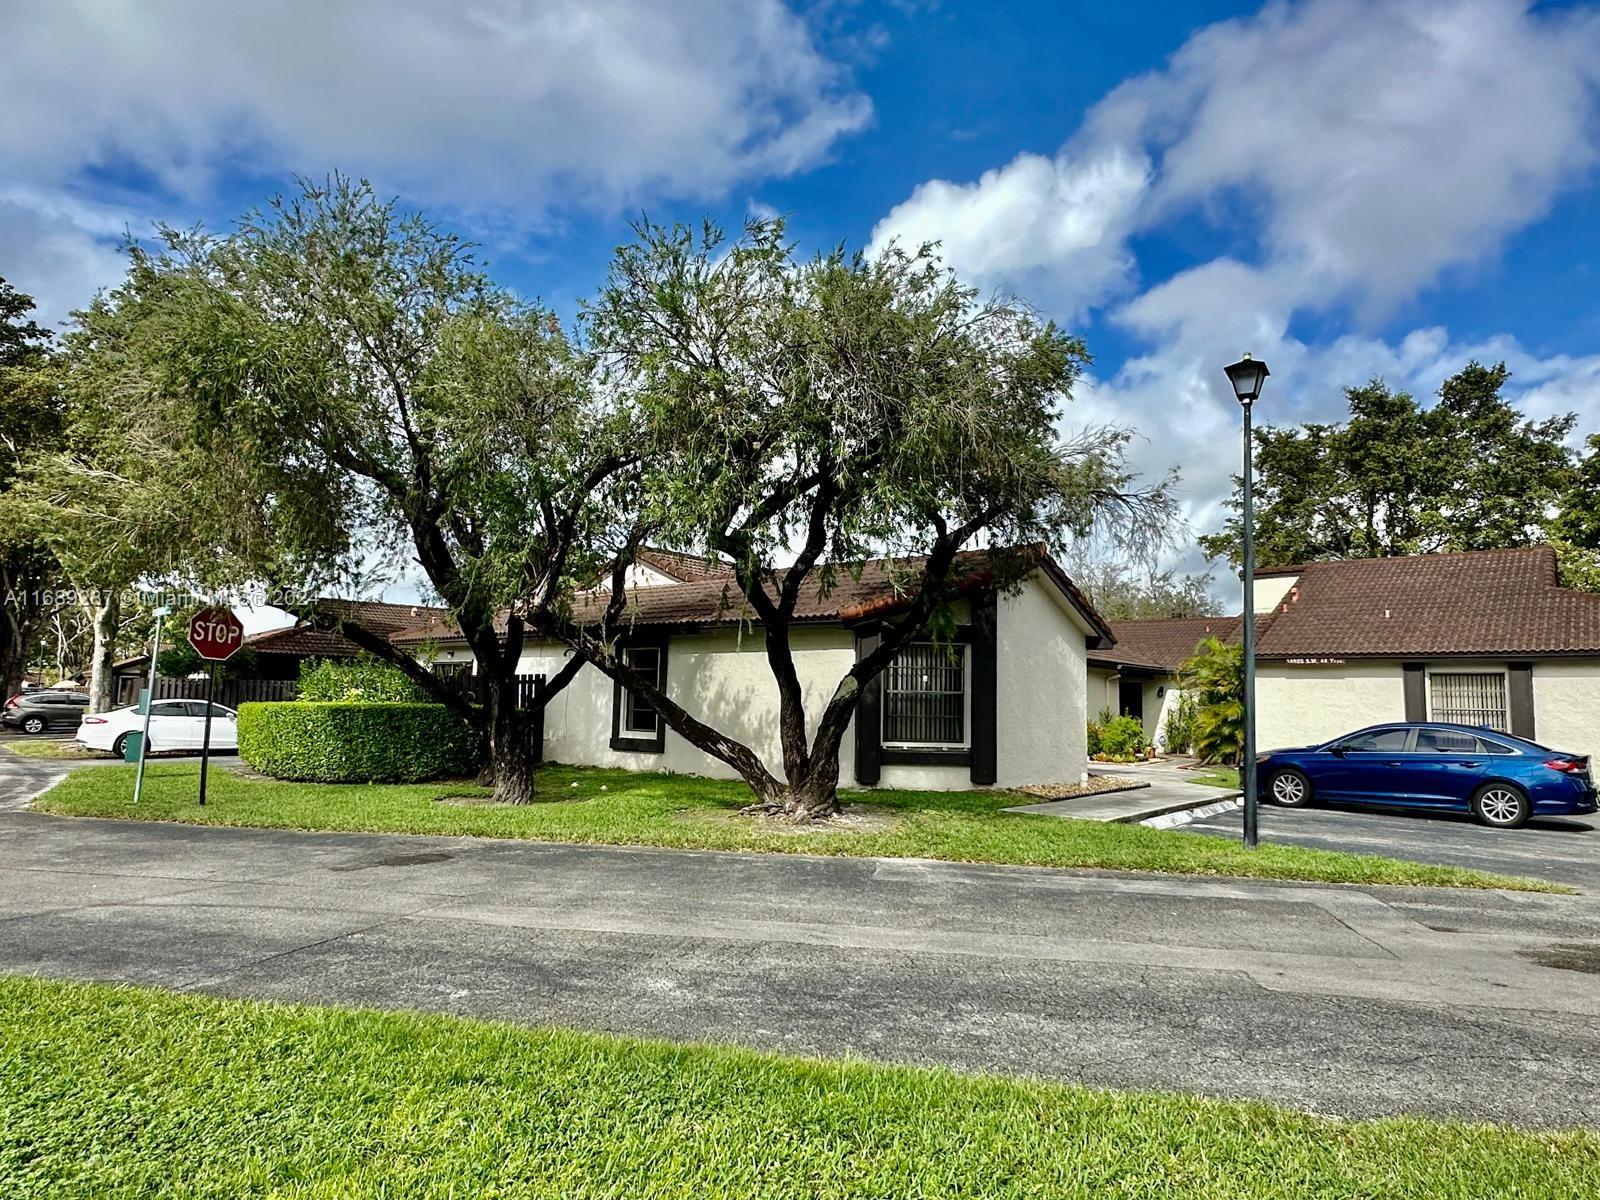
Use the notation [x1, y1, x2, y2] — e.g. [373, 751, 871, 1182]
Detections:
[882, 643, 966, 747]
[1428, 671, 1508, 731]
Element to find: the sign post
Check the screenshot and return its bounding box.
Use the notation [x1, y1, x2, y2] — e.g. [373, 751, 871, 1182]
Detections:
[186, 607, 246, 807]
[131, 605, 171, 805]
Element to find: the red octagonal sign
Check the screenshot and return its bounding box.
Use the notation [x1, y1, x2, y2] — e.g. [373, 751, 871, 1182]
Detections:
[187, 607, 246, 662]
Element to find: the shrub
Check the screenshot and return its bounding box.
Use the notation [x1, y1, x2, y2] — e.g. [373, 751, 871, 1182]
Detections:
[238, 702, 478, 783]
[1086, 720, 1103, 757]
[1098, 714, 1148, 758]
[297, 657, 431, 703]
[1162, 691, 1199, 755]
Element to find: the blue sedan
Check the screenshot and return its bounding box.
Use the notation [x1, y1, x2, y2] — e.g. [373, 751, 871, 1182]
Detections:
[1257, 723, 1597, 829]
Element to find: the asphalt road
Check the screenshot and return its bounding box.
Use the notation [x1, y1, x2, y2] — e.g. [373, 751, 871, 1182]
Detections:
[1185, 800, 1600, 891]
[1, 806, 1597, 1128]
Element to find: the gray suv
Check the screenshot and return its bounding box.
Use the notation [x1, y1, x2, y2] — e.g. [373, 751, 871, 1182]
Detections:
[2, 690, 90, 735]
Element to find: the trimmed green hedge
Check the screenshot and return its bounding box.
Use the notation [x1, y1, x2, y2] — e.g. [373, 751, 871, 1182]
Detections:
[238, 702, 479, 783]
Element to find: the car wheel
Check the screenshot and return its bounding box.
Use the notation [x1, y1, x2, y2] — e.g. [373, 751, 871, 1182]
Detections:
[1470, 783, 1531, 829]
[111, 733, 130, 759]
[20, 715, 45, 735]
[1268, 767, 1314, 807]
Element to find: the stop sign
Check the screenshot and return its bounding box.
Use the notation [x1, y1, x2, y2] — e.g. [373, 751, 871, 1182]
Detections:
[187, 607, 246, 662]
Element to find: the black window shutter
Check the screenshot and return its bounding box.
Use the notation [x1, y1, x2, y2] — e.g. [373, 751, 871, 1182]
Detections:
[854, 629, 882, 786]
[970, 591, 998, 785]
[1508, 663, 1535, 739]
[1402, 662, 1425, 722]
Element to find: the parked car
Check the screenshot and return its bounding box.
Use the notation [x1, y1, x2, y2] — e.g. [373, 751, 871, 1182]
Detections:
[75, 700, 239, 757]
[2, 690, 90, 735]
[1257, 722, 1597, 828]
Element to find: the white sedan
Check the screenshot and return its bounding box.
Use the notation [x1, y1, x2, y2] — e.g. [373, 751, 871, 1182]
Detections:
[76, 700, 239, 757]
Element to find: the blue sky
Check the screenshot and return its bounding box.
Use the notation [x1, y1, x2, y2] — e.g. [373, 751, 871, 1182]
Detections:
[4, 0, 1599, 615]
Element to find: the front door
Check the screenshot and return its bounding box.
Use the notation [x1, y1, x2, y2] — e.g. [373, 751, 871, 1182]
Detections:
[1118, 678, 1144, 724]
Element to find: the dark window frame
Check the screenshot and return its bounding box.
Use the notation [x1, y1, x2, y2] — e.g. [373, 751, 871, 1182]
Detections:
[881, 641, 970, 751]
[610, 636, 668, 753]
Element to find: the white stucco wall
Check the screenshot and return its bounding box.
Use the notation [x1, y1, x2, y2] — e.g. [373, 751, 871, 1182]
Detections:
[1255, 661, 1407, 749]
[1252, 573, 1301, 613]
[1530, 660, 1600, 759]
[994, 572, 1089, 787]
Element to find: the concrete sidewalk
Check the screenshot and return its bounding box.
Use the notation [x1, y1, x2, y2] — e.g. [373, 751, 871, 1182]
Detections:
[1005, 758, 1241, 823]
[0, 810, 1594, 1127]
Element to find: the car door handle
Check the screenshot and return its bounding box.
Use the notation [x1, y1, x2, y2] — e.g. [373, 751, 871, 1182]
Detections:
[1382, 760, 1406, 767]
[1457, 761, 1482, 768]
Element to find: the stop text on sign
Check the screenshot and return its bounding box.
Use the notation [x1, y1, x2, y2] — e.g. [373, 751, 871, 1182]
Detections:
[187, 607, 246, 662]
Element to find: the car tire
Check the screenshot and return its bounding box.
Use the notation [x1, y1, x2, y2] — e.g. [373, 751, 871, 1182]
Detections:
[1268, 767, 1314, 808]
[110, 733, 131, 759]
[20, 716, 46, 735]
[1470, 783, 1531, 829]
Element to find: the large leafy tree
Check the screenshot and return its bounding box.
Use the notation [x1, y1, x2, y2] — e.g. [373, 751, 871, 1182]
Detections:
[574, 220, 1174, 821]
[0, 276, 64, 698]
[1201, 363, 1577, 567]
[123, 178, 636, 803]
[1064, 554, 1220, 620]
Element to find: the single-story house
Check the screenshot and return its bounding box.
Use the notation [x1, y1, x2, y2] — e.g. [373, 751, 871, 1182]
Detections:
[1094, 546, 1600, 758]
[389, 547, 1113, 791]
[1088, 616, 1239, 745]
[112, 600, 451, 705]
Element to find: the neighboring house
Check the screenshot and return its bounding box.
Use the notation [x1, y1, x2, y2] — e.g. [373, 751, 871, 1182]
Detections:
[1095, 546, 1600, 758]
[112, 600, 451, 706]
[390, 546, 1113, 791]
[1088, 616, 1240, 745]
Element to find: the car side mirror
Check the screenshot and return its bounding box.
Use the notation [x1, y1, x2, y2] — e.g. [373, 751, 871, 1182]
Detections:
[1329, 746, 1347, 758]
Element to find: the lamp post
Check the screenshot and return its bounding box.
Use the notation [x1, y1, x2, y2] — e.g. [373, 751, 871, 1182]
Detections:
[1224, 354, 1269, 849]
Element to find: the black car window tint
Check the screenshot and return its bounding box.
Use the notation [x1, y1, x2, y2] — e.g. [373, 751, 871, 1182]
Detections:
[1343, 729, 1408, 752]
[1415, 729, 1478, 753]
[1477, 736, 1517, 755]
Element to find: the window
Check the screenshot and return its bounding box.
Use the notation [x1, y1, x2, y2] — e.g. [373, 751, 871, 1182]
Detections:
[1336, 728, 1410, 753]
[1414, 728, 1483, 754]
[622, 646, 662, 734]
[882, 643, 967, 748]
[610, 641, 668, 752]
[1429, 671, 1508, 731]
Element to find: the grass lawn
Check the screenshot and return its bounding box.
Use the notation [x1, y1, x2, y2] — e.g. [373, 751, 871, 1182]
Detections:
[1188, 765, 1241, 788]
[1, 977, 1594, 1199]
[33, 760, 1558, 890]
[2, 738, 104, 761]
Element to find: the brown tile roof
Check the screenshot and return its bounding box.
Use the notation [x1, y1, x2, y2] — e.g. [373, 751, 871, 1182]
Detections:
[391, 547, 1112, 646]
[1091, 616, 1241, 672]
[1253, 546, 1600, 658]
[635, 547, 736, 583]
[246, 601, 452, 658]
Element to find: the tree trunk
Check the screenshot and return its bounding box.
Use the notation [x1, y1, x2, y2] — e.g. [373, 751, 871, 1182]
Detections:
[85, 591, 119, 713]
[473, 678, 541, 805]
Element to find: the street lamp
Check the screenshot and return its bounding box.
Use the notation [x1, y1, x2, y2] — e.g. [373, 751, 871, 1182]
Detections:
[1224, 354, 1269, 849]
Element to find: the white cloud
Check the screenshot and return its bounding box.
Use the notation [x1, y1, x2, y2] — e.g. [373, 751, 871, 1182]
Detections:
[873, 0, 1600, 594]
[0, 0, 872, 322]
[869, 148, 1149, 317]
[1, 1, 869, 211]
[874, 0, 1600, 318]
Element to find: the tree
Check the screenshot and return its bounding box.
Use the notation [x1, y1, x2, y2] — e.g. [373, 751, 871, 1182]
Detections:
[0, 276, 64, 698]
[1551, 434, 1600, 550]
[1064, 555, 1220, 620]
[573, 219, 1174, 821]
[1201, 364, 1577, 567]
[121, 177, 637, 803]
[1177, 635, 1243, 766]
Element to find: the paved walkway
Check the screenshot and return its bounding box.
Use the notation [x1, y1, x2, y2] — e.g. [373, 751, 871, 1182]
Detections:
[1005, 758, 1240, 822]
[0, 810, 1595, 1127]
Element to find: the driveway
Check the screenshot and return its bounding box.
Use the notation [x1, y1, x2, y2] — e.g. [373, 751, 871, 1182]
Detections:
[1185, 801, 1600, 891]
[0, 809, 1597, 1127]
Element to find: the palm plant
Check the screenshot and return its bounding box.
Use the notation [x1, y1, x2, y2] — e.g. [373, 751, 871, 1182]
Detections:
[1177, 635, 1244, 765]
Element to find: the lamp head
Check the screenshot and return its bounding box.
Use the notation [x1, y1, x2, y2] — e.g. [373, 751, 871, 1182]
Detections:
[1224, 354, 1270, 408]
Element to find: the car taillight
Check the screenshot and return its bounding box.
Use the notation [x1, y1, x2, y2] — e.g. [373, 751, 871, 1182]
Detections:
[81, 716, 107, 725]
[3, 695, 19, 709]
[1544, 757, 1589, 775]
